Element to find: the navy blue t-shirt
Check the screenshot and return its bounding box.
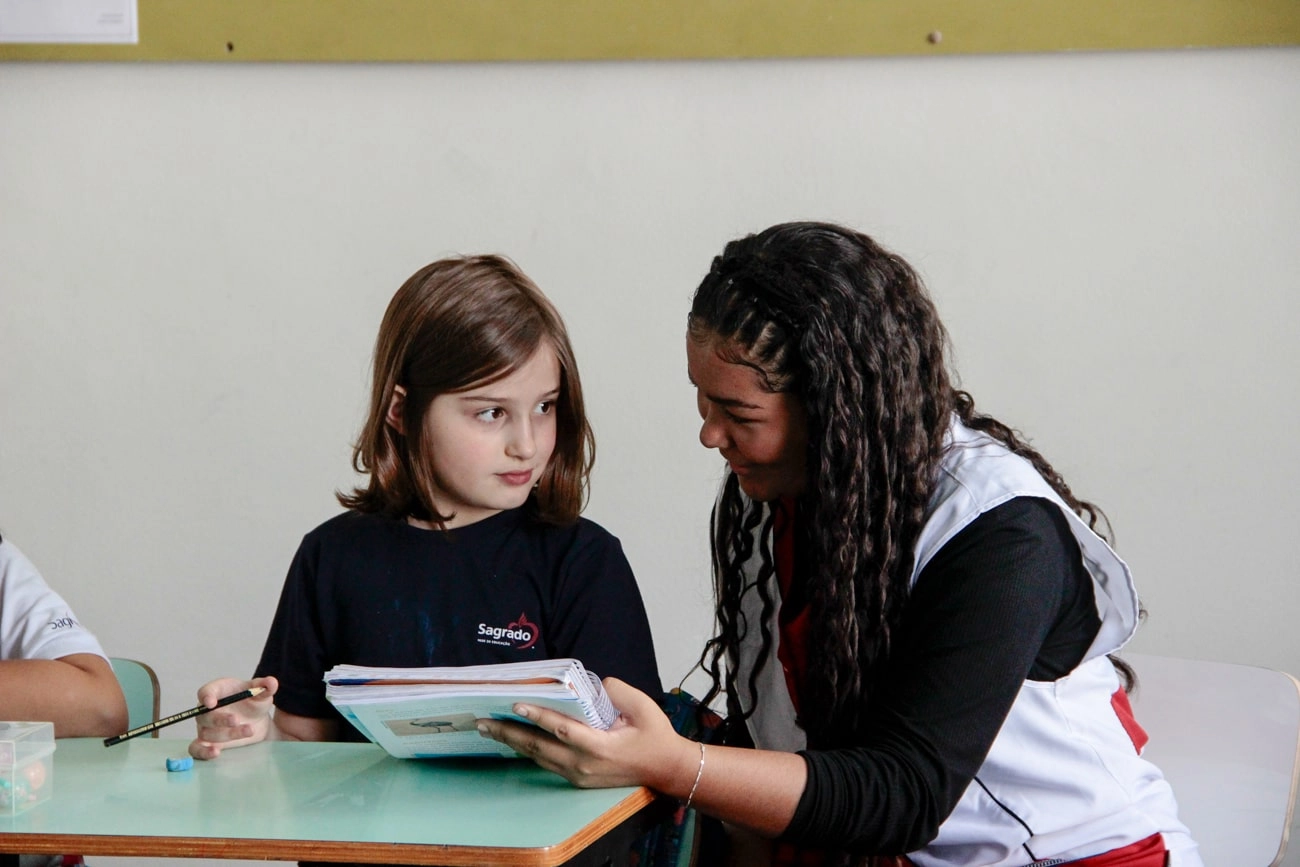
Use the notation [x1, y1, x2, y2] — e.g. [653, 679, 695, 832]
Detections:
[256, 507, 662, 739]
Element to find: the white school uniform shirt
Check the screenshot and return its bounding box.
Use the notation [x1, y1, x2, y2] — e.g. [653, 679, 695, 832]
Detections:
[0, 538, 108, 662]
[734, 419, 1202, 867]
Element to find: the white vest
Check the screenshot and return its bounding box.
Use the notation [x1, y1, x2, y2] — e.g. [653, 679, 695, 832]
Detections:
[734, 420, 1202, 867]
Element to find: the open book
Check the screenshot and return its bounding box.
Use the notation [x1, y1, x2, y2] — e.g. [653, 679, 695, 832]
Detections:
[323, 657, 617, 758]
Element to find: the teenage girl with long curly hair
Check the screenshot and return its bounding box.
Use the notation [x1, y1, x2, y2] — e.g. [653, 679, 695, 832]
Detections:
[481, 223, 1201, 867]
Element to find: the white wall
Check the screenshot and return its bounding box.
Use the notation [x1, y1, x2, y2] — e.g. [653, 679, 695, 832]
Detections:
[2, 47, 1298, 865]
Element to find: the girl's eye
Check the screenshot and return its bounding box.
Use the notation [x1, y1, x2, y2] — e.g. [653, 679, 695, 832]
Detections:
[723, 409, 753, 424]
[476, 408, 505, 422]
[535, 400, 555, 415]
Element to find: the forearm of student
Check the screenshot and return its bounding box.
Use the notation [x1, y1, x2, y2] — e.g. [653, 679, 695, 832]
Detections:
[653, 743, 808, 838]
[270, 708, 339, 742]
[0, 654, 128, 737]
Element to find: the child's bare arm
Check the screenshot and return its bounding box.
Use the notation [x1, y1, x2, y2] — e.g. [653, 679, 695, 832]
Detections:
[0, 653, 129, 737]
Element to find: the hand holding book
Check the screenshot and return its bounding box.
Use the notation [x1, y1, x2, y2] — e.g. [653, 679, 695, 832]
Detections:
[323, 658, 617, 758]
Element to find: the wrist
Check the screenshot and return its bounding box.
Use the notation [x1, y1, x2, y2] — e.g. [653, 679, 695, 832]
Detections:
[256, 713, 279, 742]
[651, 735, 704, 801]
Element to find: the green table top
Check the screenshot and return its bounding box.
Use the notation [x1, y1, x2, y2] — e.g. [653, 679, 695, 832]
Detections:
[0, 737, 657, 865]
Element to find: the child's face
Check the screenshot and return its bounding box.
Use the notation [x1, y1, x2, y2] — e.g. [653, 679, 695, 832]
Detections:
[419, 343, 561, 528]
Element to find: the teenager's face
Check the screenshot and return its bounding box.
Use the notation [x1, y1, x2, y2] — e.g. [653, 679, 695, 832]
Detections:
[416, 343, 561, 528]
[687, 335, 808, 502]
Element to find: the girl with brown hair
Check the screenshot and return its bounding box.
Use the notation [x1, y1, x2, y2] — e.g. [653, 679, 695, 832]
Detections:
[188, 255, 660, 760]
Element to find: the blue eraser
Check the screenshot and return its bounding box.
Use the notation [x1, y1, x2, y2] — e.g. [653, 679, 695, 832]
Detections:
[165, 756, 194, 772]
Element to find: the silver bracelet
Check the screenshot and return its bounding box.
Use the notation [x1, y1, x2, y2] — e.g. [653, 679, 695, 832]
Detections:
[684, 742, 706, 809]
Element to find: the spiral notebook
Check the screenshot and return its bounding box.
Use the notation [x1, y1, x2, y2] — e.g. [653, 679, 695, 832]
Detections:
[323, 657, 617, 758]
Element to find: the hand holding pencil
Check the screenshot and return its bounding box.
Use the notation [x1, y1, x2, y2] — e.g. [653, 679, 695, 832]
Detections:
[103, 683, 269, 746]
[185, 676, 279, 761]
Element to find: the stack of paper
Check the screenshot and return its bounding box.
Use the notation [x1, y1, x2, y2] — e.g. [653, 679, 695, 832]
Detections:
[323, 658, 616, 758]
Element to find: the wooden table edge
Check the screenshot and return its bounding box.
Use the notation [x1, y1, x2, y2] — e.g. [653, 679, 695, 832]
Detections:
[1, 786, 667, 866]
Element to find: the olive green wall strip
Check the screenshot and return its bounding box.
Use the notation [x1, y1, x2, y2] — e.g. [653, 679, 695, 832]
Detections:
[2, 0, 1298, 62]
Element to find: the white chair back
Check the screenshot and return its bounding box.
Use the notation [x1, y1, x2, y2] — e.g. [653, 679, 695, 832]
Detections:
[1126, 652, 1300, 867]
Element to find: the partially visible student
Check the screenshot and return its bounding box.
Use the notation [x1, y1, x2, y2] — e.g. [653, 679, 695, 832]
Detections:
[0, 532, 128, 738]
[188, 255, 661, 762]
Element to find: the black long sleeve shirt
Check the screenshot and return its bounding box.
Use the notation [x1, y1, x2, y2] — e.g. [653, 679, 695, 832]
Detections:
[780, 496, 1102, 854]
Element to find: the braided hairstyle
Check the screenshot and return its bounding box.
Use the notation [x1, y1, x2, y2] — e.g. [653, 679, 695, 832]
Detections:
[689, 222, 1112, 748]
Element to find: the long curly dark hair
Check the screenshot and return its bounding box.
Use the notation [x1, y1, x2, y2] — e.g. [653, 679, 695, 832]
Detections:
[689, 222, 1112, 748]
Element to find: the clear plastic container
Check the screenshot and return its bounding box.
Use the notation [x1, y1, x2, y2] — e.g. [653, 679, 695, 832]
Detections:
[0, 721, 55, 814]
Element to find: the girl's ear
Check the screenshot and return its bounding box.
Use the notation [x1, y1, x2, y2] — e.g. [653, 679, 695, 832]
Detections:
[385, 385, 408, 435]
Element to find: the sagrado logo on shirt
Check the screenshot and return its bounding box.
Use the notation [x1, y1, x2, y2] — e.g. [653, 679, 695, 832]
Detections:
[476, 612, 539, 650]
